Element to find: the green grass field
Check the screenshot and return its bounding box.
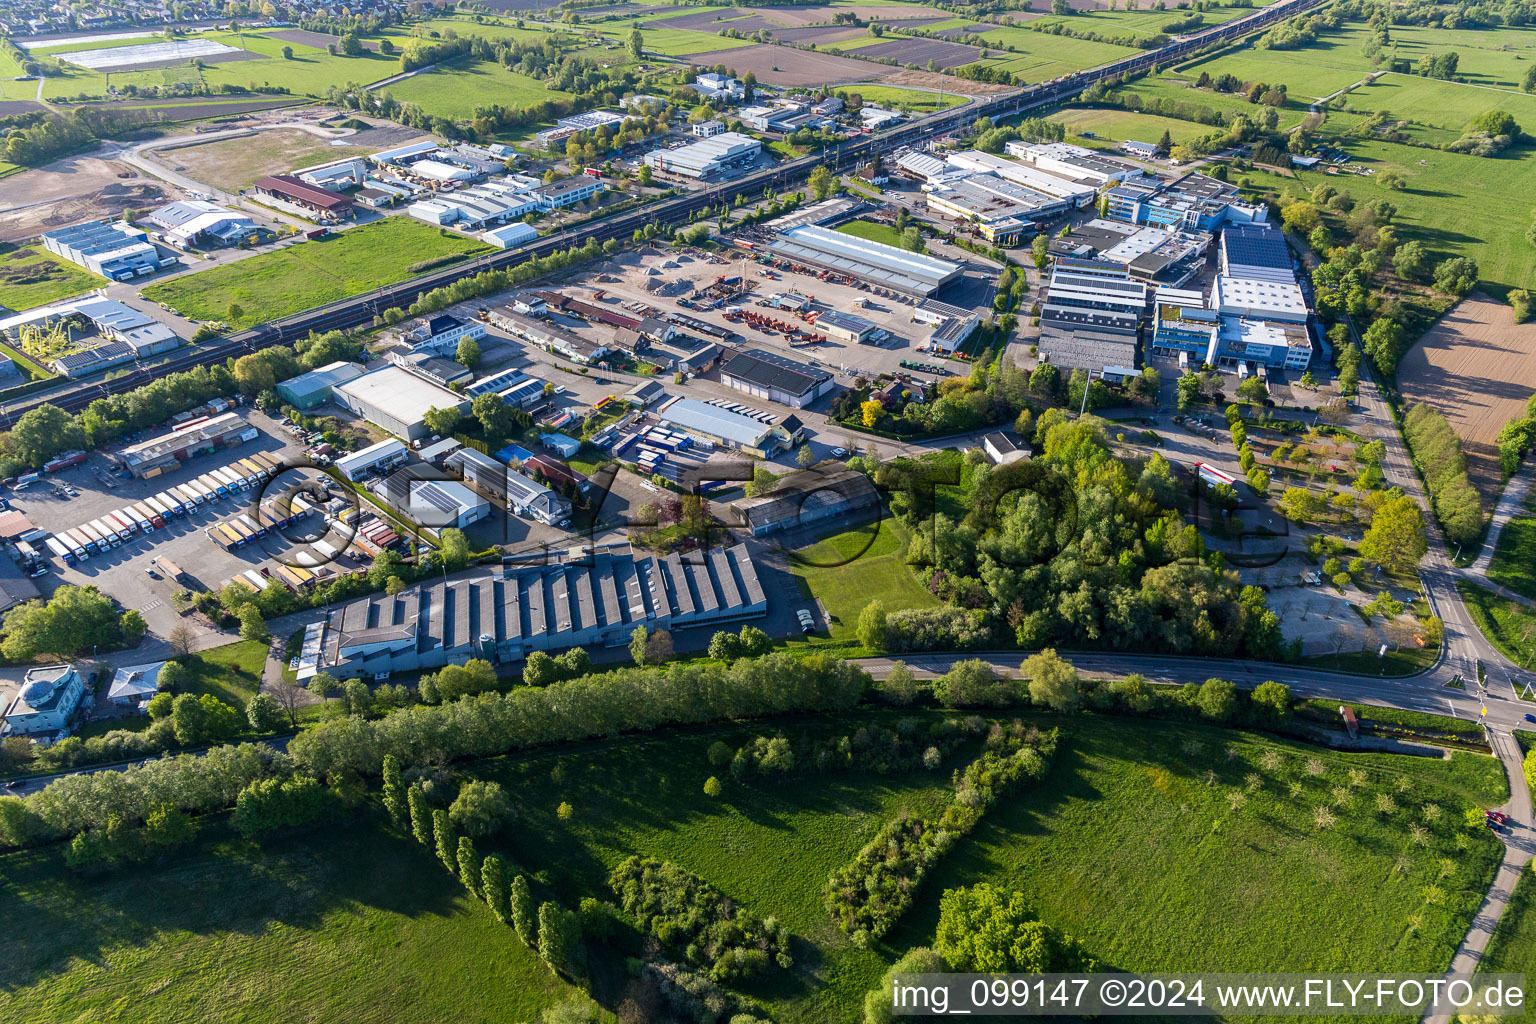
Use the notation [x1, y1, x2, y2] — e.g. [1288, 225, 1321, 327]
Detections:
[0, 245, 108, 311]
[1102, 71, 1312, 129]
[617, 25, 758, 56]
[0, 813, 580, 1024]
[835, 218, 904, 247]
[385, 56, 568, 120]
[0, 709, 1511, 1023]
[1234, 129, 1536, 294]
[1458, 581, 1536, 668]
[1061, 106, 1220, 147]
[964, 32, 1141, 84]
[1488, 517, 1536, 601]
[833, 83, 968, 112]
[1480, 866, 1536, 985]
[884, 718, 1509, 975]
[143, 219, 489, 329]
[790, 515, 939, 642]
[1337, 73, 1536, 145]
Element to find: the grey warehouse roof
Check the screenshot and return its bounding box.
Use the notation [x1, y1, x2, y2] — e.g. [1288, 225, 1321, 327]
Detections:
[763, 225, 961, 297]
[720, 347, 830, 397]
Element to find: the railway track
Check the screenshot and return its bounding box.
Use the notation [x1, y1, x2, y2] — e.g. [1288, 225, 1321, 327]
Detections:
[6, 0, 1323, 425]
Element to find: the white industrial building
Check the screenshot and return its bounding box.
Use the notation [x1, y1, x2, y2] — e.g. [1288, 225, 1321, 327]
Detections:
[384, 313, 486, 358]
[1211, 275, 1308, 323]
[335, 438, 410, 481]
[2, 665, 85, 737]
[1005, 141, 1145, 186]
[383, 472, 491, 529]
[332, 365, 472, 441]
[370, 140, 440, 166]
[408, 181, 538, 229]
[0, 296, 181, 376]
[924, 174, 1070, 245]
[147, 200, 265, 248]
[643, 132, 760, 180]
[760, 225, 962, 297]
[299, 157, 367, 191]
[1215, 317, 1313, 371]
[693, 119, 725, 138]
[945, 150, 1099, 206]
[529, 175, 603, 211]
[483, 221, 539, 249]
[691, 72, 744, 101]
[41, 220, 165, 280]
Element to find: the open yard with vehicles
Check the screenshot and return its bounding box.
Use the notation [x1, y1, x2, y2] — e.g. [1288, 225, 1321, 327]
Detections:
[163, 127, 366, 194]
[0, 709, 1508, 1024]
[1396, 294, 1536, 499]
[0, 244, 109, 311]
[142, 218, 490, 329]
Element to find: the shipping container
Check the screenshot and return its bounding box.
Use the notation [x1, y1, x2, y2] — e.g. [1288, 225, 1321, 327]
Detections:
[45, 536, 75, 565]
[142, 496, 171, 521]
[192, 477, 220, 502]
[122, 507, 153, 533]
[225, 518, 256, 543]
[155, 491, 184, 516]
[207, 525, 239, 550]
[15, 540, 37, 562]
[238, 513, 268, 539]
[170, 485, 201, 509]
[43, 451, 87, 473]
[154, 557, 185, 581]
[215, 467, 246, 491]
[88, 519, 122, 547]
[216, 523, 246, 548]
[236, 427, 260, 444]
[203, 472, 230, 498]
[238, 457, 267, 482]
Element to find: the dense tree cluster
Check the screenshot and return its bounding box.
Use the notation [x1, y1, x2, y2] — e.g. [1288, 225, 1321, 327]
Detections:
[825, 724, 1059, 940]
[0, 585, 142, 661]
[610, 856, 792, 982]
[1495, 393, 1536, 477]
[935, 884, 1098, 973]
[1402, 403, 1485, 544]
[231, 774, 337, 838]
[867, 420, 1281, 659]
[63, 804, 197, 873]
[724, 717, 967, 782]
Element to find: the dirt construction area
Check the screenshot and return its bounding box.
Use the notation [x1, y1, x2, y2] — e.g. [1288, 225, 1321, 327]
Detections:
[1397, 293, 1536, 499]
[159, 126, 359, 193]
[0, 152, 170, 243]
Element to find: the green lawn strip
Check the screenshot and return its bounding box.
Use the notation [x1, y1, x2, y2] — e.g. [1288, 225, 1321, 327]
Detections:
[0, 245, 109, 312]
[1478, 864, 1536, 981]
[1488, 517, 1536, 602]
[1060, 106, 1234, 147]
[143, 219, 489, 329]
[0, 812, 579, 1024]
[885, 716, 1507, 980]
[1294, 642, 1440, 678]
[1459, 580, 1536, 671]
[832, 83, 967, 111]
[789, 515, 939, 640]
[620, 26, 759, 56]
[834, 218, 904, 248]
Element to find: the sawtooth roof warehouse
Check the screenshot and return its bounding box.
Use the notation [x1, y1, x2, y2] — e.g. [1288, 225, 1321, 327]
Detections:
[300, 542, 767, 678]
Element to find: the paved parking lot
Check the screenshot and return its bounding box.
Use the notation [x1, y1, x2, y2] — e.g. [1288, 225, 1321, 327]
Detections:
[12, 408, 309, 638]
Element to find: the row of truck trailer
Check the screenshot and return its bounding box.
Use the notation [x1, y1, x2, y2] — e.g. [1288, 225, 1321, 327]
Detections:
[44, 452, 289, 565]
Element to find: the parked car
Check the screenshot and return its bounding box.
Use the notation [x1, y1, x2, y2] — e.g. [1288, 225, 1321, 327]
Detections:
[830, 447, 848, 458]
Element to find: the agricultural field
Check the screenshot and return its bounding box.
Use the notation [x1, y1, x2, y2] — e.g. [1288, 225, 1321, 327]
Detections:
[962, 32, 1140, 84]
[0, 244, 109, 311]
[0, 814, 580, 1024]
[620, 25, 761, 56]
[1236, 133, 1536, 294]
[384, 57, 571, 121]
[683, 43, 901, 87]
[162, 127, 362, 194]
[143, 219, 490, 329]
[1396, 294, 1536, 498]
[1175, 29, 1374, 101]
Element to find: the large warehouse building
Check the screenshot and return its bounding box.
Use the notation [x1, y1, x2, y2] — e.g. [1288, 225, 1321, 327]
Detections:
[147, 200, 266, 248]
[276, 360, 365, 409]
[300, 541, 766, 677]
[643, 132, 761, 180]
[41, 220, 165, 280]
[719, 347, 836, 408]
[252, 175, 355, 221]
[761, 225, 962, 297]
[332, 364, 471, 441]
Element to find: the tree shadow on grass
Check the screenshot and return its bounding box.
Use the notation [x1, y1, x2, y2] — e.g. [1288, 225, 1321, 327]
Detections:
[0, 809, 461, 995]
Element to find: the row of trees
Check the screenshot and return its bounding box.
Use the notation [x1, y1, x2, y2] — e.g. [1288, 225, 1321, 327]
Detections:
[0, 654, 870, 847]
[1402, 402, 1486, 545]
[824, 723, 1060, 942]
[0, 584, 143, 662]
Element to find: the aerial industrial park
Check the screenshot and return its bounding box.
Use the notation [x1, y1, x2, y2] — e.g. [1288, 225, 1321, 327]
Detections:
[1, 0, 1535, 1020]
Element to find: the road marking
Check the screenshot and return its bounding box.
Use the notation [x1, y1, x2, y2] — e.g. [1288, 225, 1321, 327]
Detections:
[139, 600, 162, 612]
